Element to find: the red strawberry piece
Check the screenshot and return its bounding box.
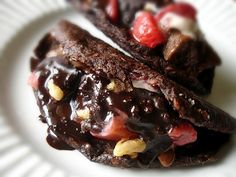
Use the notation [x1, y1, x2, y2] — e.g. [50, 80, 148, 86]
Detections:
[106, 0, 119, 23]
[132, 11, 166, 48]
[155, 2, 197, 23]
[168, 122, 197, 146]
[91, 115, 137, 141]
[27, 72, 39, 89]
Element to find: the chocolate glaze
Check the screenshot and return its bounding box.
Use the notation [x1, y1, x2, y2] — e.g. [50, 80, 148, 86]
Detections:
[34, 56, 178, 153]
[46, 130, 74, 150]
[75, 73, 180, 135]
[34, 57, 84, 150]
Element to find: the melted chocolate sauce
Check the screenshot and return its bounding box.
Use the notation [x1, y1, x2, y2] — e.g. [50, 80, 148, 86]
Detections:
[34, 57, 84, 150]
[34, 57, 178, 153]
[46, 130, 74, 150]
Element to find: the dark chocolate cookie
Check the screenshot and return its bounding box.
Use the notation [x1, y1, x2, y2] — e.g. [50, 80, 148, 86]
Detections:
[29, 21, 236, 168]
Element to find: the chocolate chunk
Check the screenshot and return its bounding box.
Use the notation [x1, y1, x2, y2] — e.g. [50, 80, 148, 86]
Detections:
[163, 30, 198, 67]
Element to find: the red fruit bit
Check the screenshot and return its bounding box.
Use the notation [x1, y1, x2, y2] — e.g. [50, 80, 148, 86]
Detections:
[27, 72, 39, 89]
[132, 11, 166, 48]
[155, 2, 197, 23]
[106, 0, 119, 23]
[168, 122, 197, 146]
[91, 115, 137, 141]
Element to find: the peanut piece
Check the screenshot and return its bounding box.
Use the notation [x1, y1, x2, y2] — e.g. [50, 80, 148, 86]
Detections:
[144, 2, 158, 12]
[76, 107, 91, 120]
[48, 80, 64, 101]
[107, 80, 116, 91]
[113, 139, 146, 158]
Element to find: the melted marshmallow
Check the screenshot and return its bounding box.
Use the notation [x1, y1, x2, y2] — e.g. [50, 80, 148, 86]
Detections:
[160, 13, 198, 38]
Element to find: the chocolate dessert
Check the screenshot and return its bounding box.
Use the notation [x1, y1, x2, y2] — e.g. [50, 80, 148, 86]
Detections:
[68, 0, 221, 95]
[29, 21, 236, 168]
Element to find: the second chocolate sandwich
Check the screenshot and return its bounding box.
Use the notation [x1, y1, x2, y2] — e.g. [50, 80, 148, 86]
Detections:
[68, 0, 221, 95]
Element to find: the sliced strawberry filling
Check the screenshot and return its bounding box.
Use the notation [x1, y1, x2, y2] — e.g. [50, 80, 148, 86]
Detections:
[131, 3, 197, 48]
[91, 115, 137, 141]
[132, 11, 166, 48]
[106, 0, 119, 23]
[90, 108, 137, 141]
[27, 72, 39, 89]
[168, 122, 197, 146]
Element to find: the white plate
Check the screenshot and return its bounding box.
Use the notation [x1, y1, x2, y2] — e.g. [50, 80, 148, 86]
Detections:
[0, 0, 236, 177]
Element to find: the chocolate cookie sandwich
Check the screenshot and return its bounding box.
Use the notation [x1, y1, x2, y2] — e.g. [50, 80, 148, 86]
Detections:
[67, 0, 221, 95]
[29, 21, 236, 168]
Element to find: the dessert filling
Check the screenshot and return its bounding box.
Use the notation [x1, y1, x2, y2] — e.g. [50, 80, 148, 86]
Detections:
[131, 2, 198, 48]
[101, 1, 199, 48]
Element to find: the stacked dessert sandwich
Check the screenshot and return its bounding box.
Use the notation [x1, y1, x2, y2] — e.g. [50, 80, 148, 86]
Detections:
[28, 0, 236, 168]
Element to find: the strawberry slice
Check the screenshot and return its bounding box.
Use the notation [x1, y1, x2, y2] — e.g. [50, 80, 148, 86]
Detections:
[155, 2, 197, 23]
[106, 0, 119, 23]
[168, 122, 197, 146]
[132, 11, 166, 48]
[91, 115, 137, 141]
[91, 108, 137, 141]
[27, 72, 39, 89]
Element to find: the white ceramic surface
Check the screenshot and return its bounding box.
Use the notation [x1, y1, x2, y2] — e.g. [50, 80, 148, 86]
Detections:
[0, 0, 236, 177]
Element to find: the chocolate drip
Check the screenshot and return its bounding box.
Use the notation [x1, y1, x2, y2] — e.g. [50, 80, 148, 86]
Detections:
[34, 57, 179, 152]
[32, 56, 230, 168]
[46, 129, 75, 150]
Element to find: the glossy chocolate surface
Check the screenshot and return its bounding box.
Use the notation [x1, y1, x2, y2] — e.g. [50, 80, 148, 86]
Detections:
[33, 57, 177, 152]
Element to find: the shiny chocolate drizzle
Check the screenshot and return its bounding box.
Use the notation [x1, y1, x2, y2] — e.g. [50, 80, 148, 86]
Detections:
[33, 57, 180, 163]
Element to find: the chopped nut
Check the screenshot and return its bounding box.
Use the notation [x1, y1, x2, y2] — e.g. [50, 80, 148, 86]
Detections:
[158, 149, 175, 167]
[48, 80, 64, 101]
[129, 152, 138, 159]
[107, 79, 130, 92]
[107, 80, 116, 91]
[46, 46, 64, 58]
[113, 139, 146, 158]
[163, 30, 197, 65]
[144, 2, 158, 12]
[76, 107, 91, 120]
[46, 51, 58, 58]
